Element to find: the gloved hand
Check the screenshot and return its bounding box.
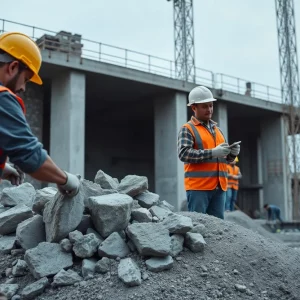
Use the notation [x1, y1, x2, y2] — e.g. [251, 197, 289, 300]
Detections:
[212, 143, 231, 158]
[14, 165, 25, 185]
[230, 144, 240, 156]
[2, 163, 21, 186]
[57, 172, 81, 197]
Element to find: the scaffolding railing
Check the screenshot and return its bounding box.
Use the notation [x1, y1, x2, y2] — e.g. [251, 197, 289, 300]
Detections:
[0, 18, 282, 103]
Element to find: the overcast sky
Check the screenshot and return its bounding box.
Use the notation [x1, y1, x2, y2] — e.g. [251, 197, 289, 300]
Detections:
[2, 0, 300, 91]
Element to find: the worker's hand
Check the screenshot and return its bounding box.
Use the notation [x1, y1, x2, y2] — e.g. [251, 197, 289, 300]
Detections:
[2, 163, 21, 186]
[230, 144, 240, 156]
[14, 165, 25, 185]
[57, 172, 81, 197]
[212, 143, 231, 158]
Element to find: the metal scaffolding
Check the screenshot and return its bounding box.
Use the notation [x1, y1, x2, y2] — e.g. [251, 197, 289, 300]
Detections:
[275, 0, 300, 219]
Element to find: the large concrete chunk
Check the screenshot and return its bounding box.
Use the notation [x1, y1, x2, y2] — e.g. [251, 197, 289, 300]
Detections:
[98, 232, 130, 258]
[170, 234, 184, 257]
[118, 258, 141, 287]
[162, 213, 193, 234]
[117, 175, 148, 197]
[158, 200, 175, 212]
[0, 180, 13, 195]
[127, 223, 171, 257]
[21, 277, 48, 300]
[0, 284, 19, 299]
[24, 242, 73, 279]
[185, 232, 206, 252]
[16, 215, 45, 250]
[0, 183, 36, 208]
[149, 206, 171, 220]
[134, 191, 159, 209]
[88, 193, 133, 238]
[32, 187, 56, 215]
[145, 256, 174, 272]
[0, 205, 33, 235]
[94, 170, 119, 190]
[0, 235, 16, 254]
[131, 208, 152, 223]
[52, 269, 82, 287]
[73, 233, 101, 258]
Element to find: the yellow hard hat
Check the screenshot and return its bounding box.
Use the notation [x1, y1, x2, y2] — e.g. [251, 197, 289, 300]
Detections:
[0, 32, 42, 85]
[235, 156, 239, 162]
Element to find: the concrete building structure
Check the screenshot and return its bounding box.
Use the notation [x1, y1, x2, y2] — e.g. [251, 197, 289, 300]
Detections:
[21, 49, 291, 220]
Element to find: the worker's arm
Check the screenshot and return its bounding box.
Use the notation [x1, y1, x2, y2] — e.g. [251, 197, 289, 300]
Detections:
[237, 170, 242, 179]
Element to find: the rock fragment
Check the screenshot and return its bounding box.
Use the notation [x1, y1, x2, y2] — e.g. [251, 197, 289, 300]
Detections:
[86, 228, 104, 242]
[0, 284, 19, 299]
[170, 234, 184, 257]
[117, 175, 148, 197]
[94, 170, 119, 190]
[0, 235, 16, 254]
[134, 191, 159, 208]
[60, 239, 73, 253]
[32, 187, 56, 215]
[131, 208, 152, 223]
[162, 213, 193, 234]
[95, 257, 111, 274]
[21, 277, 48, 299]
[190, 224, 206, 235]
[75, 215, 93, 234]
[82, 258, 97, 279]
[158, 200, 175, 212]
[73, 233, 101, 258]
[235, 284, 247, 292]
[149, 206, 171, 220]
[118, 258, 142, 287]
[52, 269, 83, 287]
[145, 256, 174, 272]
[69, 230, 83, 244]
[185, 232, 206, 252]
[12, 260, 28, 277]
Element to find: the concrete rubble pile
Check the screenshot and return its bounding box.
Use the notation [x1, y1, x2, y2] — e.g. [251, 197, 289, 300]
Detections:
[0, 170, 208, 299]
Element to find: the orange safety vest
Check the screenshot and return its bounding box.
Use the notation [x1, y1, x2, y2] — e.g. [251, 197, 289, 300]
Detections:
[183, 120, 228, 191]
[0, 86, 26, 177]
[227, 165, 240, 190]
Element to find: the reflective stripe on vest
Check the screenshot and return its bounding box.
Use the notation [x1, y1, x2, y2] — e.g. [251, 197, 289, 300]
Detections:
[227, 165, 239, 190]
[183, 121, 228, 191]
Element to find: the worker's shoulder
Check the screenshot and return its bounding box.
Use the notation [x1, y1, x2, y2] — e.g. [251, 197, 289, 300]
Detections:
[0, 90, 23, 112]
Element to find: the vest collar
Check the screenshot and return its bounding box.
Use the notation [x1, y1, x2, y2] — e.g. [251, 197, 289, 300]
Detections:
[190, 116, 217, 127]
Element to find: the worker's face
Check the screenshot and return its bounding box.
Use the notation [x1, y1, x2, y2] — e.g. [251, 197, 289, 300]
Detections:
[4, 61, 33, 94]
[192, 102, 213, 121]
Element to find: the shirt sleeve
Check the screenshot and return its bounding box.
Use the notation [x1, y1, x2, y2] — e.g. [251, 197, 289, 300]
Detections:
[177, 126, 212, 163]
[0, 91, 48, 173]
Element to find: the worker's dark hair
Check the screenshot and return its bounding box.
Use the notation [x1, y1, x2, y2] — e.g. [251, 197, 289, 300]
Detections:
[0, 49, 27, 72]
[263, 204, 268, 208]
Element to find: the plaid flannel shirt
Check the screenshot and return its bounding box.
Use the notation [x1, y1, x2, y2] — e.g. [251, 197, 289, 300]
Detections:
[177, 116, 235, 164]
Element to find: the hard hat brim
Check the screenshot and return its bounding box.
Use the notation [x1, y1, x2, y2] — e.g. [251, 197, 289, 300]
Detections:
[187, 98, 217, 106]
[30, 73, 43, 85]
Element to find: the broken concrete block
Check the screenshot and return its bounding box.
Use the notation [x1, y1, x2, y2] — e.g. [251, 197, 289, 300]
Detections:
[95, 257, 111, 274]
[127, 223, 171, 257]
[0, 204, 10, 214]
[75, 215, 93, 234]
[12, 260, 28, 277]
[118, 258, 141, 287]
[117, 175, 148, 197]
[24, 242, 73, 279]
[73, 233, 101, 258]
[158, 200, 175, 212]
[0, 180, 13, 195]
[131, 208, 152, 223]
[21, 277, 48, 300]
[185, 232, 206, 252]
[11, 249, 25, 256]
[52, 269, 83, 287]
[69, 230, 83, 244]
[0, 183, 36, 208]
[88, 193, 133, 238]
[98, 232, 130, 259]
[16, 215, 45, 250]
[0, 205, 33, 235]
[190, 224, 206, 235]
[149, 206, 171, 220]
[32, 187, 56, 215]
[82, 258, 97, 279]
[170, 234, 184, 257]
[145, 256, 174, 272]
[60, 239, 73, 253]
[86, 228, 104, 242]
[162, 213, 193, 234]
[94, 170, 119, 190]
[0, 284, 19, 299]
[0, 235, 16, 254]
[134, 191, 159, 209]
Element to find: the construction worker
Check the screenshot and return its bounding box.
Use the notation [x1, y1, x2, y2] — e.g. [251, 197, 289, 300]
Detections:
[177, 86, 240, 219]
[264, 204, 283, 224]
[225, 157, 242, 211]
[0, 32, 80, 195]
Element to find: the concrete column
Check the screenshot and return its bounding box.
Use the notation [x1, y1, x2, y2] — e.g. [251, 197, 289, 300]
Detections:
[257, 137, 264, 213]
[213, 102, 228, 141]
[261, 115, 291, 220]
[50, 71, 86, 177]
[154, 92, 187, 211]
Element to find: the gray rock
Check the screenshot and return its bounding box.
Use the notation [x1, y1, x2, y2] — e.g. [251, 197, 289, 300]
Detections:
[73, 233, 101, 258]
[24, 242, 73, 279]
[158, 200, 175, 212]
[5, 278, 16, 285]
[162, 213, 193, 234]
[117, 175, 148, 197]
[6, 268, 12, 277]
[0, 284, 19, 299]
[12, 260, 28, 277]
[0, 180, 13, 195]
[134, 191, 159, 209]
[132, 200, 141, 209]
[170, 234, 184, 257]
[118, 258, 141, 287]
[94, 170, 119, 190]
[32, 187, 56, 215]
[52, 269, 83, 287]
[95, 257, 111, 274]
[118, 230, 126, 240]
[0, 205, 33, 235]
[69, 230, 83, 244]
[98, 232, 130, 258]
[86, 228, 104, 242]
[185, 232, 206, 252]
[11, 295, 21, 300]
[82, 258, 97, 279]
[127, 240, 136, 252]
[0, 183, 36, 208]
[235, 284, 247, 292]
[60, 239, 73, 253]
[75, 215, 93, 234]
[190, 224, 206, 235]
[16, 215, 45, 250]
[88, 193, 133, 238]
[21, 277, 48, 299]
[11, 249, 25, 256]
[145, 256, 174, 272]
[0, 235, 16, 254]
[131, 208, 152, 223]
[0, 204, 10, 214]
[127, 223, 171, 257]
[152, 216, 159, 223]
[149, 206, 171, 220]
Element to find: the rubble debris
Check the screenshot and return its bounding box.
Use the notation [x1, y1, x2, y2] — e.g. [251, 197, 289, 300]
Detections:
[75, 215, 93, 234]
[86, 228, 103, 242]
[117, 175, 148, 197]
[12, 259, 28, 277]
[95, 257, 111, 274]
[190, 223, 206, 235]
[82, 258, 97, 279]
[73, 233, 101, 258]
[134, 191, 159, 208]
[162, 213, 193, 234]
[158, 200, 175, 212]
[185, 232, 206, 252]
[21, 277, 48, 299]
[131, 208, 152, 223]
[52, 269, 83, 287]
[118, 258, 141, 287]
[0, 284, 19, 299]
[69, 230, 83, 244]
[94, 170, 119, 190]
[0, 235, 16, 254]
[60, 238, 73, 253]
[170, 234, 184, 257]
[32, 187, 56, 215]
[149, 205, 171, 220]
[145, 256, 174, 272]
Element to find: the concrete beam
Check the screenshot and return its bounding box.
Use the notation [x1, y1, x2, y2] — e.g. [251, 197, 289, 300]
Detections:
[213, 102, 228, 141]
[50, 71, 86, 177]
[154, 92, 187, 211]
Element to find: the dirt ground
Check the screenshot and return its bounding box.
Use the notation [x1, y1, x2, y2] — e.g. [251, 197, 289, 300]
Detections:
[1, 211, 300, 300]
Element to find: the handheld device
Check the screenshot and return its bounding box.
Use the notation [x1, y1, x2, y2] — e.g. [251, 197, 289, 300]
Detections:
[229, 141, 241, 148]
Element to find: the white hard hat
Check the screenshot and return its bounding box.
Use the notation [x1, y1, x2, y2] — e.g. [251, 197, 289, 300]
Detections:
[187, 86, 217, 106]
